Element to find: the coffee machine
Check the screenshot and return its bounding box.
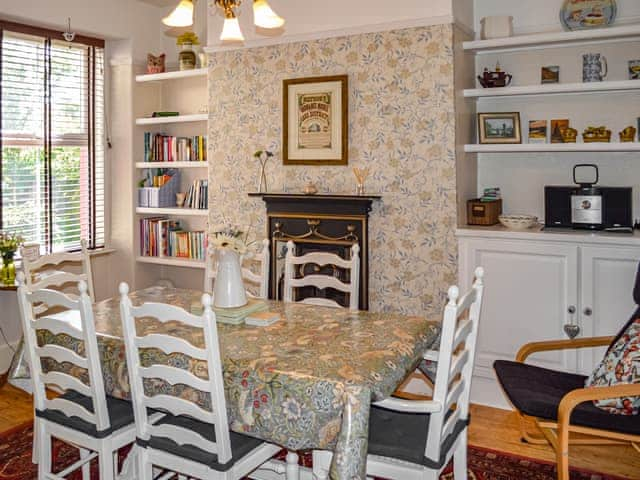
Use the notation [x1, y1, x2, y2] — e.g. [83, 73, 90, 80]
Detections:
[545, 164, 632, 232]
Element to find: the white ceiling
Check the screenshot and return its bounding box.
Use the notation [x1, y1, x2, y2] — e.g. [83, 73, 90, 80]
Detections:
[136, 0, 176, 7]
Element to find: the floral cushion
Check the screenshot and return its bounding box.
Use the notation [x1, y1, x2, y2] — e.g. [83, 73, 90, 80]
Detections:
[585, 318, 640, 415]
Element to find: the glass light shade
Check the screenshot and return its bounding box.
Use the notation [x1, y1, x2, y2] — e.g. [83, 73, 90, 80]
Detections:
[220, 16, 245, 42]
[162, 0, 194, 27]
[253, 0, 285, 29]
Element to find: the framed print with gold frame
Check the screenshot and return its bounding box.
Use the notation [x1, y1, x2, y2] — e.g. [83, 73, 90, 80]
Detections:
[283, 75, 348, 165]
[478, 112, 522, 144]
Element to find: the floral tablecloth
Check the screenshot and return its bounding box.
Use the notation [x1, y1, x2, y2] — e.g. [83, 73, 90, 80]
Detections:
[37, 287, 440, 480]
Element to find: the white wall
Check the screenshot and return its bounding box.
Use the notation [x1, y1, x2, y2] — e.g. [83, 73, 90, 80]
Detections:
[206, 0, 472, 49]
[474, 0, 640, 35]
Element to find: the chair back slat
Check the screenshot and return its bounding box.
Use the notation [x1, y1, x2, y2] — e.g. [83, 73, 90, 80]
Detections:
[205, 239, 270, 299]
[423, 267, 485, 464]
[17, 275, 110, 432]
[21, 240, 95, 304]
[144, 394, 216, 421]
[139, 365, 211, 393]
[135, 335, 209, 361]
[119, 284, 233, 464]
[46, 397, 95, 423]
[41, 371, 92, 396]
[284, 240, 360, 311]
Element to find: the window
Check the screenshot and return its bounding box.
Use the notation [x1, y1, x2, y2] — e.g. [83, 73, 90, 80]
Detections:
[0, 21, 105, 253]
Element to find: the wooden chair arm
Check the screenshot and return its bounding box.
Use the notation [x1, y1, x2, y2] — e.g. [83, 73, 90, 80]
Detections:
[556, 383, 640, 479]
[515, 336, 614, 363]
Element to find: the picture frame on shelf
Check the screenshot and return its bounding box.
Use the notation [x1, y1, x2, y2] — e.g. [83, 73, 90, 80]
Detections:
[528, 120, 548, 144]
[283, 75, 348, 166]
[629, 60, 640, 80]
[478, 112, 522, 144]
[541, 66, 560, 84]
[551, 119, 570, 143]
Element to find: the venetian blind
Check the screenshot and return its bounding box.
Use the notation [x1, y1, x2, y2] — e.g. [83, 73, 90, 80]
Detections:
[0, 21, 105, 252]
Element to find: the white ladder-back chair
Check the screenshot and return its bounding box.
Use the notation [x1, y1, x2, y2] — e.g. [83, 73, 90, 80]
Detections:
[17, 274, 136, 480]
[119, 283, 280, 480]
[204, 239, 270, 299]
[283, 240, 360, 311]
[21, 239, 95, 315]
[313, 267, 485, 480]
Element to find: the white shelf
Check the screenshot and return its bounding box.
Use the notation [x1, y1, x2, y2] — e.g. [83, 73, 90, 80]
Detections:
[136, 207, 209, 216]
[135, 113, 208, 126]
[464, 24, 640, 53]
[465, 143, 640, 153]
[464, 80, 640, 98]
[136, 68, 207, 83]
[135, 162, 208, 169]
[136, 256, 206, 269]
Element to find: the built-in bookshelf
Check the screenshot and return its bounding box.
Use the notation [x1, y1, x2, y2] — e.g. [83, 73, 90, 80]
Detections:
[134, 68, 209, 277]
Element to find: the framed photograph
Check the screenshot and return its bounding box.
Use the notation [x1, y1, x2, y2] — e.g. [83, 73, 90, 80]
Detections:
[283, 75, 348, 166]
[551, 119, 570, 143]
[629, 60, 640, 80]
[541, 65, 560, 84]
[478, 112, 522, 144]
[529, 120, 548, 143]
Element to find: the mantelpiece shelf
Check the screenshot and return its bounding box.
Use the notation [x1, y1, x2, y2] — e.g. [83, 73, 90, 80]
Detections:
[135, 161, 208, 169]
[136, 207, 209, 216]
[463, 23, 640, 53]
[464, 80, 640, 98]
[135, 113, 208, 126]
[135, 68, 207, 83]
[136, 256, 206, 269]
[465, 143, 640, 153]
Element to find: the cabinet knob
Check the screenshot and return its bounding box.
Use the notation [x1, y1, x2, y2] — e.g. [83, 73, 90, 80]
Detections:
[563, 324, 581, 339]
[583, 307, 593, 316]
[567, 305, 576, 314]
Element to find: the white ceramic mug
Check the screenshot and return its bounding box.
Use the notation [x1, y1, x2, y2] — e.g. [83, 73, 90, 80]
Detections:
[481, 16, 514, 40]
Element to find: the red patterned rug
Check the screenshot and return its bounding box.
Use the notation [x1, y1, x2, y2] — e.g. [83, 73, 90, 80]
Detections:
[0, 422, 630, 480]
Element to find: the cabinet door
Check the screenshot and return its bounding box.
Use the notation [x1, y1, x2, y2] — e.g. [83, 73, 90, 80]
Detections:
[459, 239, 580, 393]
[578, 246, 640, 375]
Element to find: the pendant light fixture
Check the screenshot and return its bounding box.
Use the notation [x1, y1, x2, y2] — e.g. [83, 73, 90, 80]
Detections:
[162, 0, 195, 27]
[214, 0, 284, 42]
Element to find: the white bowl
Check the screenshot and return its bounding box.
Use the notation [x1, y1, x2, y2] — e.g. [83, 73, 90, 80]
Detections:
[499, 214, 538, 230]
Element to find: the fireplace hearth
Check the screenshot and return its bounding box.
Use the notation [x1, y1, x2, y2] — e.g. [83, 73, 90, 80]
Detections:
[249, 193, 381, 310]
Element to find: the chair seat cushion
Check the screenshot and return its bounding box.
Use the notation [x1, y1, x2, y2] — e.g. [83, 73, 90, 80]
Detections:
[368, 405, 468, 469]
[36, 391, 134, 439]
[494, 360, 640, 435]
[586, 318, 640, 415]
[138, 413, 264, 471]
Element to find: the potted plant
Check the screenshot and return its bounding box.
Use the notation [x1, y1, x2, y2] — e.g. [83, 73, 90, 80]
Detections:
[176, 31, 200, 71]
[209, 224, 252, 308]
[0, 231, 24, 285]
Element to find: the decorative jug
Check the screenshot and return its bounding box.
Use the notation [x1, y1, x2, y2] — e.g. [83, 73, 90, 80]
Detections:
[582, 53, 608, 82]
[213, 249, 247, 309]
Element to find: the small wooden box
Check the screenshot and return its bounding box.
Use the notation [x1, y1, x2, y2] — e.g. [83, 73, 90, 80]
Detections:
[467, 199, 502, 226]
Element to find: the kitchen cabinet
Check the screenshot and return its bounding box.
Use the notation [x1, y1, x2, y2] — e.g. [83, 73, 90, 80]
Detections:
[457, 227, 640, 408]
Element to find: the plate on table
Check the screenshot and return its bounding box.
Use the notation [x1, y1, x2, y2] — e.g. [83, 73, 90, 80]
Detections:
[560, 0, 617, 31]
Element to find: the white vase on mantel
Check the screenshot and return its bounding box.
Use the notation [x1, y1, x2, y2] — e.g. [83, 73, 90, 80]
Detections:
[213, 249, 247, 309]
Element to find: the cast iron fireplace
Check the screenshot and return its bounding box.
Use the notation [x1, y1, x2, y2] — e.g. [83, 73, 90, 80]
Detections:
[249, 193, 380, 310]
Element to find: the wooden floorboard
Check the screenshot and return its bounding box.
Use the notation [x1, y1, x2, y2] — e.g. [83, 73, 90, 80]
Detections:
[0, 384, 637, 478]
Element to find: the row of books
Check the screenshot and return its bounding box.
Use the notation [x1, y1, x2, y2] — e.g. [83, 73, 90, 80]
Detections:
[184, 179, 208, 210]
[139, 217, 207, 260]
[143, 132, 207, 163]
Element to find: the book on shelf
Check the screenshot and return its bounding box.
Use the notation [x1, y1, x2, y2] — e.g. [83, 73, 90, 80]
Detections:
[151, 111, 180, 117]
[143, 132, 207, 163]
[139, 217, 207, 260]
[184, 179, 208, 210]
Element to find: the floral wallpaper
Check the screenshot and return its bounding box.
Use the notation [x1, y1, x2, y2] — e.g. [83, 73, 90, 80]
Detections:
[208, 24, 458, 318]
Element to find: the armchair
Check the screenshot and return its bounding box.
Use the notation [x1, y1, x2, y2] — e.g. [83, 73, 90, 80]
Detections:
[494, 262, 640, 480]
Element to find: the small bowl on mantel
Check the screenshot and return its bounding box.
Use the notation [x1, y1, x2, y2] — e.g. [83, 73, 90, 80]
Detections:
[499, 214, 538, 230]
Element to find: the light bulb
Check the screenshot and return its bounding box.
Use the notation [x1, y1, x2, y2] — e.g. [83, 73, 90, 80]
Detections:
[220, 16, 245, 42]
[162, 0, 194, 27]
[253, 0, 285, 29]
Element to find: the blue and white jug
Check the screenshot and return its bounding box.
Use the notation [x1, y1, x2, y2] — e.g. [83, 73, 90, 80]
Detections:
[582, 53, 608, 82]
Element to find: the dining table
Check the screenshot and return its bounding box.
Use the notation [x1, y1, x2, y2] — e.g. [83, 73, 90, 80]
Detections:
[16, 286, 441, 480]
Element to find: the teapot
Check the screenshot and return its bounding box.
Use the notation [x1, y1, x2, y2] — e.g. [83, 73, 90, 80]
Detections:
[477, 63, 513, 88]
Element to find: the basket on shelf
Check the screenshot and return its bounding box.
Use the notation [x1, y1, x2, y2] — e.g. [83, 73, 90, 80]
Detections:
[138, 170, 181, 208]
